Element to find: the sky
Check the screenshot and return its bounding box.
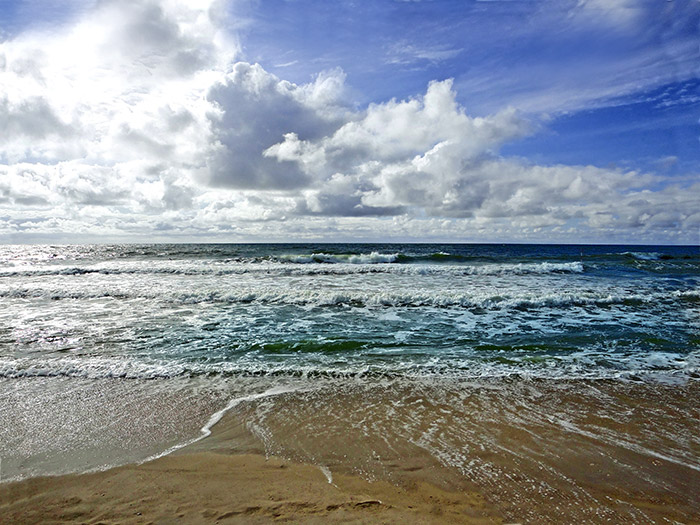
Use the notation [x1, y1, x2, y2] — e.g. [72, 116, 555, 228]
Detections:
[0, 0, 698, 244]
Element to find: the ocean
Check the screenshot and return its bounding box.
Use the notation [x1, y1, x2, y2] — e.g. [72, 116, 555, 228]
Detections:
[1, 243, 699, 521]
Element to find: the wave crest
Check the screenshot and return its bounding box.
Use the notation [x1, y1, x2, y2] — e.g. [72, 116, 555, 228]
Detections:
[0, 286, 653, 309]
[0, 260, 584, 278]
[277, 252, 401, 264]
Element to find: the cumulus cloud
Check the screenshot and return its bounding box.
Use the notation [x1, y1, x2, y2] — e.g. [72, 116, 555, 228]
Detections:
[264, 79, 533, 217]
[260, 79, 698, 238]
[0, 0, 697, 243]
[0, 0, 231, 236]
[205, 63, 348, 190]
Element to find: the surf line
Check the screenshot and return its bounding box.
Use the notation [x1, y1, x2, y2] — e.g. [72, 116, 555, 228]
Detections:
[139, 384, 302, 465]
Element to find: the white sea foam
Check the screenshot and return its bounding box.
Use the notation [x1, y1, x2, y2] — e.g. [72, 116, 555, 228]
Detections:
[0, 356, 183, 379]
[140, 384, 304, 465]
[0, 260, 585, 279]
[3, 347, 697, 382]
[347, 252, 401, 264]
[673, 289, 700, 300]
[0, 284, 654, 309]
[624, 251, 662, 261]
[277, 252, 401, 264]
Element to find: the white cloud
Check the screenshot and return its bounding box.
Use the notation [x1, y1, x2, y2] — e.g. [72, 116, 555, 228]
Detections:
[574, 0, 643, 26]
[0, 0, 697, 244]
[264, 79, 533, 217]
[0, 0, 233, 164]
[386, 42, 463, 66]
[259, 79, 698, 239]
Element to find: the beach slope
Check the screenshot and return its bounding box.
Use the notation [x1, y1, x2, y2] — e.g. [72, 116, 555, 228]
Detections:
[1, 452, 498, 524]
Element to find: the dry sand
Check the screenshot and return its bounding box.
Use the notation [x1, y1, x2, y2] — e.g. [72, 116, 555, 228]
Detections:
[1, 452, 499, 524]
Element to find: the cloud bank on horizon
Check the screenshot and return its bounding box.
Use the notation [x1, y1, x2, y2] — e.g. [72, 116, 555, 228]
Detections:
[0, 0, 698, 243]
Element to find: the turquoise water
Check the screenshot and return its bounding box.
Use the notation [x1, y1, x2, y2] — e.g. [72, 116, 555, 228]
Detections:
[1, 243, 698, 381]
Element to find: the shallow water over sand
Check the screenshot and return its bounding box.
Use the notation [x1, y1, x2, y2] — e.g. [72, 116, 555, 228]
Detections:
[3, 375, 697, 522]
[197, 377, 700, 523]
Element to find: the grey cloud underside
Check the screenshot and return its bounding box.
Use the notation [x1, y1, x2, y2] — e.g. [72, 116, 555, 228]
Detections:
[204, 63, 346, 190]
[294, 195, 405, 217]
[0, 97, 72, 140]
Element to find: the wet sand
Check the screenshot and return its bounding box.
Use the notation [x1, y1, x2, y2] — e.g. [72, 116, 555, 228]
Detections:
[2, 378, 699, 523]
[1, 452, 497, 524]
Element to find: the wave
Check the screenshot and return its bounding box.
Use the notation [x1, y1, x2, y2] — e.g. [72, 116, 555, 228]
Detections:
[0, 356, 184, 380]
[2, 245, 696, 272]
[276, 251, 491, 264]
[673, 289, 700, 302]
[0, 285, 660, 309]
[2, 352, 697, 382]
[276, 251, 531, 264]
[0, 261, 584, 278]
[276, 251, 401, 264]
[622, 251, 677, 261]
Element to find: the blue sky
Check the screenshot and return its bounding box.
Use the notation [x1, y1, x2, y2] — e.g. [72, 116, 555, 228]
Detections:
[0, 0, 698, 243]
[232, 0, 700, 175]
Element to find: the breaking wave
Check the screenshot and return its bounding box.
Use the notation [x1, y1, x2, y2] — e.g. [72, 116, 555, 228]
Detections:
[0, 285, 660, 309]
[277, 251, 401, 264]
[0, 260, 585, 278]
[2, 352, 697, 381]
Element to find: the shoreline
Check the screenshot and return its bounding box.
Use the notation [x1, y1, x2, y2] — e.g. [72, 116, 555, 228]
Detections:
[2, 377, 699, 523]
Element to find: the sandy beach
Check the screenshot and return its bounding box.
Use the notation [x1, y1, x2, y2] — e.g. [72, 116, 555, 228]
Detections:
[2, 378, 699, 524]
[1, 452, 498, 524]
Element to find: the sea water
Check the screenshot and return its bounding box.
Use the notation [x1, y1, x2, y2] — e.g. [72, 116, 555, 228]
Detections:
[2, 243, 697, 381]
[1, 243, 698, 521]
